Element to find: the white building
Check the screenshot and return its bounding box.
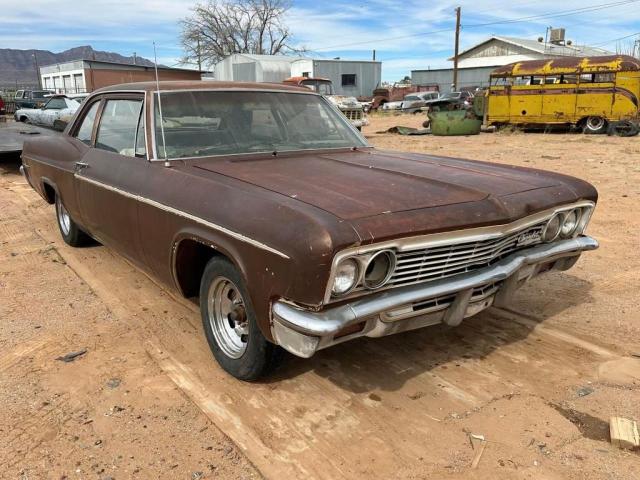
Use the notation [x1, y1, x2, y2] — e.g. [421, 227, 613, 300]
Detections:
[412, 34, 612, 92]
[290, 59, 382, 97]
[213, 54, 304, 83]
[213, 54, 382, 97]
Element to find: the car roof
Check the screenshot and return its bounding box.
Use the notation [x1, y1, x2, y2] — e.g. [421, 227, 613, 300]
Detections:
[94, 80, 312, 94]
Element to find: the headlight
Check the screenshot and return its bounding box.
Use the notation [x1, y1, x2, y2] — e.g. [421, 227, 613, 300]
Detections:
[363, 250, 396, 289]
[560, 209, 580, 237]
[331, 258, 359, 295]
[542, 213, 562, 242]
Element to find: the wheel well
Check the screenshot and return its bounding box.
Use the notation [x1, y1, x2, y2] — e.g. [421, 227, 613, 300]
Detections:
[19, 116, 28, 122]
[42, 182, 56, 204]
[174, 239, 227, 298]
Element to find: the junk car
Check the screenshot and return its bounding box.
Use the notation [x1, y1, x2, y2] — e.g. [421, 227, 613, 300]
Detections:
[21, 81, 598, 380]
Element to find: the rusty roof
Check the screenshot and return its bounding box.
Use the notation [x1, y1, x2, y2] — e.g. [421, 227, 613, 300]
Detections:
[95, 80, 311, 94]
[490, 55, 640, 76]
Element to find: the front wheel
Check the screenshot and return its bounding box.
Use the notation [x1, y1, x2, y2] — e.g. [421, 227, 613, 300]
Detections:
[583, 116, 607, 134]
[200, 257, 282, 380]
[55, 195, 90, 247]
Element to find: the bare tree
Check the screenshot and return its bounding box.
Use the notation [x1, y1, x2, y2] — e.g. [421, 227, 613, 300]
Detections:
[180, 0, 304, 69]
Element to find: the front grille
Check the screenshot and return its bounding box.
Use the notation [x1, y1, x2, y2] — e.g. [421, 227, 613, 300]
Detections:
[389, 222, 546, 288]
[342, 109, 363, 121]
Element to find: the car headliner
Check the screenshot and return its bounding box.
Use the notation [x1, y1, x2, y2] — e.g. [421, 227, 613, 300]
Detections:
[94, 80, 313, 94]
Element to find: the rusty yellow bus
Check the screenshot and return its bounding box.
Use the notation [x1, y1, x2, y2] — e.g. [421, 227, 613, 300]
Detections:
[486, 55, 640, 133]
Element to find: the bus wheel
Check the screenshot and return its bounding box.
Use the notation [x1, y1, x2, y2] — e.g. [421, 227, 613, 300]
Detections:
[583, 116, 607, 134]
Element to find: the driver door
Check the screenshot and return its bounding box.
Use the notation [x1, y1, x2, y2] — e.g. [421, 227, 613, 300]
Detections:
[74, 94, 149, 263]
[39, 97, 66, 126]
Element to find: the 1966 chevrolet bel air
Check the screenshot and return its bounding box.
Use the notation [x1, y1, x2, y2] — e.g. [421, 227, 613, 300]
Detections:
[21, 81, 599, 380]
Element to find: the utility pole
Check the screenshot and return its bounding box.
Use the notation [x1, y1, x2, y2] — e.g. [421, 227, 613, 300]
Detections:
[32, 50, 42, 89]
[452, 6, 461, 92]
[372, 49, 376, 61]
[133, 52, 137, 65]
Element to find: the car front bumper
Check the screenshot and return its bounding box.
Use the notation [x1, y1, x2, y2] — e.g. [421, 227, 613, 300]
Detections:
[271, 236, 598, 358]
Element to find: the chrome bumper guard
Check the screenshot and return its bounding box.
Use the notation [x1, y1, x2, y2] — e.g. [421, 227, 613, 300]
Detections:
[271, 236, 598, 358]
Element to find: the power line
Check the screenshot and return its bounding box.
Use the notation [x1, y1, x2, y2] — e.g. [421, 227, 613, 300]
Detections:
[311, 0, 640, 52]
[591, 31, 640, 46]
[464, 0, 640, 27]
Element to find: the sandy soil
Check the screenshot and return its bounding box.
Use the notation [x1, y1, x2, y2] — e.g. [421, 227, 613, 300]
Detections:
[0, 113, 639, 479]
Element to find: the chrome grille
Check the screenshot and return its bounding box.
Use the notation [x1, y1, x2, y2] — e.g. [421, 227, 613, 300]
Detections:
[342, 109, 363, 121]
[389, 223, 546, 288]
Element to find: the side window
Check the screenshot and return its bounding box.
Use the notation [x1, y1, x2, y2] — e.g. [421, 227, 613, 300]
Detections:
[15, 91, 23, 99]
[95, 99, 143, 157]
[75, 101, 100, 146]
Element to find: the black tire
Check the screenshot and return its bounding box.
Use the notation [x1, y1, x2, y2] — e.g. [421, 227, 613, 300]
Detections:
[582, 116, 607, 134]
[55, 195, 91, 247]
[199, 257, 283, 381]
[606, 120, 640, 137]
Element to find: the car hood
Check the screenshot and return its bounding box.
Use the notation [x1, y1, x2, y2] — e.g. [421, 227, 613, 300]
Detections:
[193, 149, 571, 223]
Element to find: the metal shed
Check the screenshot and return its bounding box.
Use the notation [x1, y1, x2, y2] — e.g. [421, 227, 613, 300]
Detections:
[290, 59, 382, 97]
[213, 54, 304, 83]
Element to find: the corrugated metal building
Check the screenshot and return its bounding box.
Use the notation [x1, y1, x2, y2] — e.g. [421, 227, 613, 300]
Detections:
[412, 35, 612, 92]
[290, 59, 382, 97]
[213, 54, 303, 83]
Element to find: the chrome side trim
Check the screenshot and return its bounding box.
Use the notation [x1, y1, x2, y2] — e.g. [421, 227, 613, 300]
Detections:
[277, 235, 598, 338]
[323, 200, 595, 303]
[74, 175, 290, 259]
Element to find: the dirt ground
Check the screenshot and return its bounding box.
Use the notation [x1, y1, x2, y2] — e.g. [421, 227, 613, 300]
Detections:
[0, 113, 639, 480]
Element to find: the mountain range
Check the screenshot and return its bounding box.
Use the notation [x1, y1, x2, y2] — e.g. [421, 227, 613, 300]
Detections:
[0, 46, 156, 87]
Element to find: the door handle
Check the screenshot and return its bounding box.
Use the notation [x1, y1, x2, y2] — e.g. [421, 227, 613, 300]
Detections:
[74, 161, 89, 173]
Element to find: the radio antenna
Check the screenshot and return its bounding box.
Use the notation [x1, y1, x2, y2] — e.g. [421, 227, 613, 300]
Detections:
[153, 42, 169, 167]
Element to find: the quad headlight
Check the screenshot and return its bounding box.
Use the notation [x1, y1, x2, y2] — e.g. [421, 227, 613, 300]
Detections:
[331, 250, 398, 297]
[331, 258, 360, 295]
[544, 207, 590, 242]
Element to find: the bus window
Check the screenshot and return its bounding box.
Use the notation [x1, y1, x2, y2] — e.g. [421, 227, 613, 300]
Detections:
[594, 73, 615, 83]
[513, 76, 529, 85]
[579, 73, 595, 83]
[560, 74, 578, 84]
[530, 76, 545, 85]
[491, 77, 511, 86]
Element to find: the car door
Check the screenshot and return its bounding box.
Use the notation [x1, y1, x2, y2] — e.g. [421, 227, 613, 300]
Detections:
[74, 94, 149, 263]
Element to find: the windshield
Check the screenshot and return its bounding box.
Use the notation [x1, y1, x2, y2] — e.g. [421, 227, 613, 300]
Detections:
[404, 95, 420, 101]
[154, 91, 366, 159]
[441, 92, 461, 99]
[33, 90, 52, 98]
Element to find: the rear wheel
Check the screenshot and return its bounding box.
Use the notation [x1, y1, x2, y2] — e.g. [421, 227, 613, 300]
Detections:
[583, 116, 607, 134]
[200, 257, 282, 380]
[55, 195, 90, 247]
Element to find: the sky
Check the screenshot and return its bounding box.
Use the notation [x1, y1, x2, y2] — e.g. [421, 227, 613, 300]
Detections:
[1, 0, 639, 81]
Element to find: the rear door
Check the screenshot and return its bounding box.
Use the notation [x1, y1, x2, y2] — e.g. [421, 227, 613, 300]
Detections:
[74, 94, 149, 263]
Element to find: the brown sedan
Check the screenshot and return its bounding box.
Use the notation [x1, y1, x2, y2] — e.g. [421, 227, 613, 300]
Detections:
[21, 81, 598, 380]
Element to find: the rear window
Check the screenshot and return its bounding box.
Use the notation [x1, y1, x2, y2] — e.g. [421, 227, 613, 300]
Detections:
[32, 91, 52, 99]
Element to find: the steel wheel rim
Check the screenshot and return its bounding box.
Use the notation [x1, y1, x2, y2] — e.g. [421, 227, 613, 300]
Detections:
[56, 200, 71, 236]
[587, 117, 605, 130]
[207, 276, 249, 359]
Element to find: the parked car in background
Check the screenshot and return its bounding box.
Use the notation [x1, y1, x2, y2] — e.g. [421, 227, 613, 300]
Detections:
[15, 95, 81, 128]
[423, 91, 474, 112]
[401, 91, 440, 113]
[283, 77, 368, 130]
[381, 100, 403, 111]
[371, 84, 438, 110]
[0, 96, 5, 115]
[14, 89, 55, 109]
[21, 81, 599, 380]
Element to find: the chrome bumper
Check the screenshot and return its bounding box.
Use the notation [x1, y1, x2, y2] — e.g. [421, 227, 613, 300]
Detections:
[271, 236, 598, 358]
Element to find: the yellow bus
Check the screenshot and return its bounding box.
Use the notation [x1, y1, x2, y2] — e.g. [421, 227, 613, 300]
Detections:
[486, 55, 640, 133]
